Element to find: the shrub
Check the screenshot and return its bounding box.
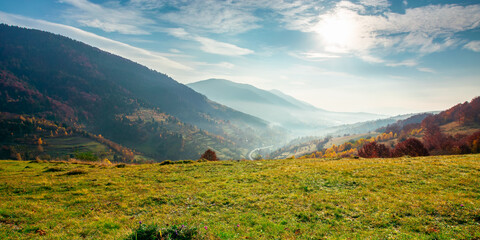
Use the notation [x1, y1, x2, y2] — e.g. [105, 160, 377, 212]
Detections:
[200, 149, 218, 161]
[160, 160, 195, 165]
[160, 160, 173, 165]
[124, 224, 161, 240]
[178, 160, 195, 164]
[29, 159, 46, 163]
[64, 169, 87, 175]
[124, 224, 199, 240]
[43, 167, 64, 172]
[358, 142, 391, 158]
[115, 163, 126, 168]
[393, 138, 429, 157]
[161, 224, 199, 240]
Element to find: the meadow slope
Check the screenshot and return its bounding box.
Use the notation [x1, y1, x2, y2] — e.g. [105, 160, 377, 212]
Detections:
[0, 155, 479, 239]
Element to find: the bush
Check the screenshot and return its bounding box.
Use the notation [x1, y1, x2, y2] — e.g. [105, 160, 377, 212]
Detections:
[161, 224, 199, 240]
[125, 223, 199, 240]
[124, 224, 161, 240]
[116, 163, 126, 168]
[200, 149, 218, 161]
[178, 160, 195, 164]
[160, 160, 173, 165]
[160, 160, 194, 165]
[43, 167, 64, 172]
[358, 142, 391, 158]
[64, 169, 87, 175]
[393, 138, 429, 157]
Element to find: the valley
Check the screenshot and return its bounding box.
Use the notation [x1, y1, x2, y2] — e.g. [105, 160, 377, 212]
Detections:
[1, 1, 480, 239]
[0, 8, 480, 240]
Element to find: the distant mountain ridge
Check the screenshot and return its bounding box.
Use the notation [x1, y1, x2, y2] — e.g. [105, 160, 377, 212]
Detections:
[0, 24, 285, 160]
[188, 78, 386, 135]
[269, 89, 318, 111]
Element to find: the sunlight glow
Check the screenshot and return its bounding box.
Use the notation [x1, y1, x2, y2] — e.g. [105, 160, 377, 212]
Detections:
[316, 10, 358, 53]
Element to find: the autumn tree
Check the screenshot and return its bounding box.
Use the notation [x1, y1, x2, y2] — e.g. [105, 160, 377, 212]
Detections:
[393, 138, 429, 157]
[200, 149, 218, 161]
[422, 117, 444, 151]
[358, 142, 391, 158]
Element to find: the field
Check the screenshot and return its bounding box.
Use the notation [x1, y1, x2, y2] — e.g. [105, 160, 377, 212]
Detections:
[1, 155, 479, 239]
[44, 136, 111, 158]
[323, 132, 379, 149]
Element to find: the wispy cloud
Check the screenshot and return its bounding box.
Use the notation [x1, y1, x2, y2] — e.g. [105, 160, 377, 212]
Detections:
[59, 0, 153, 34]
[194, 36, 254, 56]
[386, 59, 418, 67]
[128, 0, 165, 10]
[55, 0, 480, 63]
[0, 12, 191, 72]
[159, 0, 260, 34]
[417, 67, 436, 73]
[194, 61, 235, 69]
[359, 0, 389, 8]
[313, 3, 480, 59]
[464, 41, 480, 52]
[165, 28, 253, 56]
[290, 51, 341, 61]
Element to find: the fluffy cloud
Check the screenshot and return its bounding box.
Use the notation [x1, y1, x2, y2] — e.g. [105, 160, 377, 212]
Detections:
[46, 0, 480, 66]
[312, 2, 480, 62]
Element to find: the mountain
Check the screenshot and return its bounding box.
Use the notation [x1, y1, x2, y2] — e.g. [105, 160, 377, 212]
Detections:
[188, 79, 386, 135]
[269, 89, 318, 111]
[0, 24, 285, 161]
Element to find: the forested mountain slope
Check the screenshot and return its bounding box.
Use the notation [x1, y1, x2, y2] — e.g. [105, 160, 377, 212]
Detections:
[0, 24, 285, 160]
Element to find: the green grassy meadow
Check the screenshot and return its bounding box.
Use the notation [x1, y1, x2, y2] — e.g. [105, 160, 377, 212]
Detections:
[44, 136, 111, 157]
[1, 155, 479, 239]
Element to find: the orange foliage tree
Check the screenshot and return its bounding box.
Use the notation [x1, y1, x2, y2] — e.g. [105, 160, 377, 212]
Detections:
[201, 149, 218, 161]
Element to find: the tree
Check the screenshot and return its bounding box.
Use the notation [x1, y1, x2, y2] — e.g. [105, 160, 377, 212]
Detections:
[358, 142, 391, 158]
[393, 138, 429, 157]
[200, 149, 218, 161]
[422, 117, 445, 151]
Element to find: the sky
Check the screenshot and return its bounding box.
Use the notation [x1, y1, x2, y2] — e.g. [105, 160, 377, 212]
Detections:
[1, 0, 480, 115]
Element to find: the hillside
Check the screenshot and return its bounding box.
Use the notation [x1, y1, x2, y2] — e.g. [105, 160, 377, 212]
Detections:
[0, 25, 285, 160]
[1, 155, 479, 239]
[188, 79, 385, 134]
[268, 113, 421, 159]
[287, 97, 480, 160]
[271, 96, 480, 159]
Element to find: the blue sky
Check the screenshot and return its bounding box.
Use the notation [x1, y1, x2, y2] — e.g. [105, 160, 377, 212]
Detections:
[1, 0, 479, 115]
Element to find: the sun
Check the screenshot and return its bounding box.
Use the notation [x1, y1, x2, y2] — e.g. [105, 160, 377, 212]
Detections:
[316, 10, 358, 52]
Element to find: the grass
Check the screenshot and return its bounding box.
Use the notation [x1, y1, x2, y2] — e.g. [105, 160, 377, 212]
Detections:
[0, 154, 479, 239]
[44, 135, 111, 158]
[324, 132, 380, 149]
